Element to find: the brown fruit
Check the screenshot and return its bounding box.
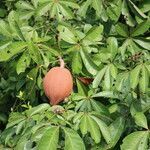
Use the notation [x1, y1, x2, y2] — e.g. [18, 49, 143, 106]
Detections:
[43, 57, 73, 105]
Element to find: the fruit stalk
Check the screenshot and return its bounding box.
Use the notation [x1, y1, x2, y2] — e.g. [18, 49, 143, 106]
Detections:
[59, 56, 65, 68]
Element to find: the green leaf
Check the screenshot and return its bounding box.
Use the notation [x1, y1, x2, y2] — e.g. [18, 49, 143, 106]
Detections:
[134, 39, 150, 50]
[122, 0, 136, 27]
[0, 113, 7, 123]
[108, 117, 125, 148]
[80, 49, 99, 76]
[36, 2, 51, 17]
[80, 115, 88, 135]
[139, 0, 150, 13]
[72, 51, 82, 74]
[92, 91, 117, 99]
[15, 1, 34, 10]
[0, 42, 27, 62]
[128, 0, 148, 19]
[91, 100, 110, 116]
[134, 112, 148, 129]
[115, 73, 129, 91]
[40, 44, 60, 56]
[37, 126, 59, 150]
[110, 64, 118, 79]
[15, 120, 26, 135]
[104, 66, 111, 90]
[63, 127, 85, 150]
[92, 66, 107, 88]
[115, 23, 128, 37]
[60, 1, 79, 9]
[28, 41, 42, 64]
[0, 20, 12, 37]
[58, 25, 77, 44]
[87, 115, 101, 143]
[92, 0, 102, 17]
[58, 4, 74, 19]
[8, 11, 26, 41]
[0, 8, 6, 17]
[26, 103, 50, 117]
[91, 115, 111, 144]
[121, 131, 149, 150]
[107, 0, 122, 22]
[131, 20, 150, 37]
[78, 0, 92, 18]
[83, 25, 103, 42]
[6, 112, 26, 129]
[107, 37, 118, 60]
[130, 64, 142, 89]
[16, 51, 31, 74]
[139, 66, 149, 93]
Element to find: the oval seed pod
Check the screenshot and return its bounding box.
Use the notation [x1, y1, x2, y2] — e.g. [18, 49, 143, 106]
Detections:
[43, 57, 73, 105]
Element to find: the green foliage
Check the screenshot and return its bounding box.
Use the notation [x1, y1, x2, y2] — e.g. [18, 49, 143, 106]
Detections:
[0, 0, 150, 149]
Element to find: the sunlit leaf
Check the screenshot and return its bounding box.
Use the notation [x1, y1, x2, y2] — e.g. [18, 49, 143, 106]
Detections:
[63, 127, 85, 150]
[121, 131, 149, 150]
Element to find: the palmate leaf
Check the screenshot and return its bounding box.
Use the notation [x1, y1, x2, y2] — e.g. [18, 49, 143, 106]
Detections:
[63, 127, 85, 150]
[133, 112, 148, 129]
[130, 64, 142, 89]
[58, 25, 78, 44]
[121, 131, 149, 150]
[72, 51, 82, 74]
[26, 103, 50, 117]
[8, 11, 26, 41]
[16, 0, 41, 20]
[82, 25, 103, 44]
[27, 41, 42, 64]
[139, 0, 150, 13]
[0, 20, 12, 37]
[134, 39, 150, 50]
[139, 65, 149, 93]
[104, 66, 111, 90]
[107, 117, 125, 149]
[79, 114, 88, 135]
[0, 41, 27, 62]
[6, 112, 26, 129]
[78, 0, 92, 17]
[92, 91, 118, 99]
[122, 0, 136, 27]
[38, 0, 79, 20]
[115, 23, 129, 37]
[91, 115, 111, 144]
[107, 37, 118, 60]
[92, 66, 107, 88]
[92, 0, 102, 17]
[78, 0, 104, 18]
[79, 113, 101, 144]
[115, 72, 129, 91]
[76, 79, 88, 96]
[37, 126, 59, 150]
[131, 19, 150, 37]
[128, 0, 148, 19]
[106, 0, 122, 22]
[87, 115, 101, 143]
[80, 49, 99, 76]
[16, 51, 31, 74]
